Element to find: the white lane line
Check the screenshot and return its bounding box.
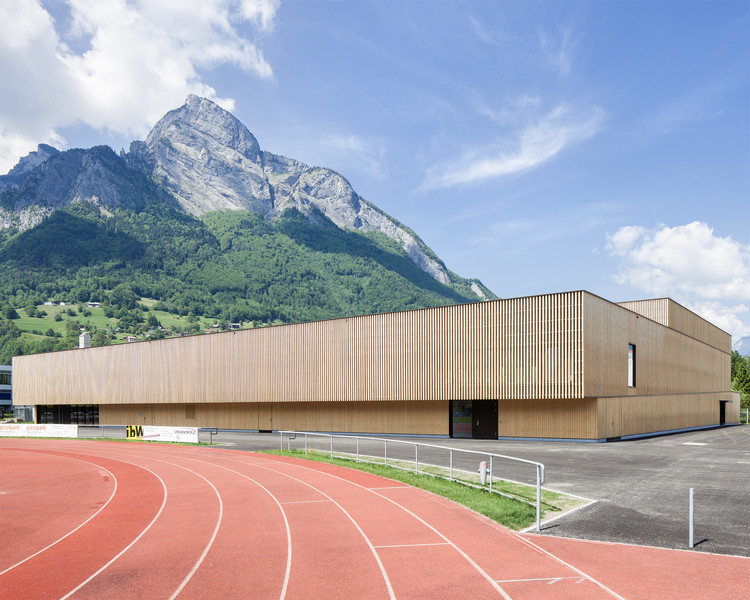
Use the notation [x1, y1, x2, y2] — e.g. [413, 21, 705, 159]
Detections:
[254, 459, 512, 600]
[519, 499, 597, 533]
[374, 542, 450, 549]
[0, 455, 118, 577]
[178, 456, 293, 600]
[281, 499, 330, 505]
[497, 576, 585, 584]
[81, 449, 226, 600]
[59, 465, 168, 600]
[102, 447, 293, 600]
[223, 457, 397, 600]
[510, 534, 626, 600]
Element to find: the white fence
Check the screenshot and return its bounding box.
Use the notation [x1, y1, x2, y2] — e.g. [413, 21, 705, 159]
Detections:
[279, 430, 546, 532]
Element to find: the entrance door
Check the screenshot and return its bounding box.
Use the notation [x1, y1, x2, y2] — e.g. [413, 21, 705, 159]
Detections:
[720, 401, 727, 426]
[450, 400, 498, 439]
[472, 400, 498, 439]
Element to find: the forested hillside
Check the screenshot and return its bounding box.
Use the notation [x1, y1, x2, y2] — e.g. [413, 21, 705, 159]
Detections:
[0, 96, 495, 362]
[0, 201, 490, 361]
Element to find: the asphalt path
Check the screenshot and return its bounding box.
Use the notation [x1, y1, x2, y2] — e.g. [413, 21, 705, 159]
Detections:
[186, 426, 750, 558]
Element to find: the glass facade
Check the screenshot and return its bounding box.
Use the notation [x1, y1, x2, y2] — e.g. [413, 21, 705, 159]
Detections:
[451, 400, 473, 439]
[37, 404, 99, 425]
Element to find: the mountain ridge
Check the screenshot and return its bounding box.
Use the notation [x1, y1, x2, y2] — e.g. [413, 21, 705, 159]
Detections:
[2, 95, 481, 292]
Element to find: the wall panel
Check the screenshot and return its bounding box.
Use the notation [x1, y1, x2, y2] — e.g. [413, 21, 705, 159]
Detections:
[101, 400, 448, 435]
[13, 293, 585, 408]
[498, 398, 598, 440]
[584, 294, 730, 398]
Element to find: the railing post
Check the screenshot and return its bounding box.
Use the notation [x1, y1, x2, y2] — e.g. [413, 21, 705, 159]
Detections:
[536, 464, 542, 532]
[489, 455, 493, 492]
[384, 439, 388, 466]
[280, 431, 283, 451]
[449, 449, 453, 481]
[689, 488, 694, 548]
[415, 444, 419, 473]
[356, 437, 360, 462]
[330, 435, 333, 459]
[305, 432, 308, 455]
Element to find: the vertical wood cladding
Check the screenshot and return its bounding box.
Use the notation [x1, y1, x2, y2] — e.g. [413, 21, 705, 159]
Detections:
[584, 294, 731, 398]
[100, 401, 449, 435]
[13, 292, 585, 406]
[617, 298, 730, 352]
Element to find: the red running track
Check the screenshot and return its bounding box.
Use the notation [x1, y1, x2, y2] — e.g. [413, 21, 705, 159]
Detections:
[0, 439, 747, 600]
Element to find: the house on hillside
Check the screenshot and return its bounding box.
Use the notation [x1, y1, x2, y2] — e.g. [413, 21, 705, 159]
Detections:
[12, 291, 740, 441]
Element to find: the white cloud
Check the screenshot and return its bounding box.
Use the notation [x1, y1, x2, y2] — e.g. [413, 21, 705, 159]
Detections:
[540, 27, 576, 78]
[606, 221, 750, 337]
[321, 134, 387, 181]
[421, 104, 604, 189]
[0, 0, 278, 173]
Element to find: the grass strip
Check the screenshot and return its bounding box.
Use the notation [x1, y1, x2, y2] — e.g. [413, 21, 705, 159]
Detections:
[264, 449, 579, 530]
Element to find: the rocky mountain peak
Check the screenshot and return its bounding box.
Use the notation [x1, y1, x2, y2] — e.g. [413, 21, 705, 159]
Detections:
[131, 96, 455, 284]
[3, 144, 60, 181]
[0, 96, 477, 290]
[147, 94, 262, 163]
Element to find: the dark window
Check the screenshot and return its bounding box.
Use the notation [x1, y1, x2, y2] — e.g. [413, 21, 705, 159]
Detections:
[628, 344, 636, 387]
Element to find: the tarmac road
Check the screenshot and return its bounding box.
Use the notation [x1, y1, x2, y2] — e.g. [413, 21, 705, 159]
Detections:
[200, 425, 750, 557]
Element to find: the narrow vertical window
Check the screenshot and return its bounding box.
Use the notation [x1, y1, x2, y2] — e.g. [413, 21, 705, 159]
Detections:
[628, 344, 636, 387]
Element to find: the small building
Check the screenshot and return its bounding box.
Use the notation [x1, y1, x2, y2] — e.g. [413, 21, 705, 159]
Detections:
[11, 291, 739, 440]
[0, 365, 11, 412]
[79, 332, 91, 349]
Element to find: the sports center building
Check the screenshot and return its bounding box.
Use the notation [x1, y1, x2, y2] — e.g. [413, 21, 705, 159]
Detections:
[12, 291, 739, 441]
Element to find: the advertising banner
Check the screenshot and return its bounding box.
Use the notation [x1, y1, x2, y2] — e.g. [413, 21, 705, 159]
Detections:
[126, 425, 199, 444]
[0, 423, 79, 438]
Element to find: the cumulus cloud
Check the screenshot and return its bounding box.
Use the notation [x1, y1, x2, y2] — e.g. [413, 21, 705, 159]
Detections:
[606, 221, 750, 337]
[0, 0, 278, 173]
[421, 104, 604, 189]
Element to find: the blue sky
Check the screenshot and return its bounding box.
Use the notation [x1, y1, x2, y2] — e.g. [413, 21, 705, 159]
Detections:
[1, 0, 749, 342]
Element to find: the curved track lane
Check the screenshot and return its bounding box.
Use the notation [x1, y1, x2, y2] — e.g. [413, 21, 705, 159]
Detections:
[1, 439, 747, 600]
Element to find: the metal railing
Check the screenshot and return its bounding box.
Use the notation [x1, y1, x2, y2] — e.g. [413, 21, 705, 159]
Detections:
[279, 431, 546, 532]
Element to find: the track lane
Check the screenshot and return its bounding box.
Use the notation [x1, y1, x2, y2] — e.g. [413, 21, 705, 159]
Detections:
[79, 446, 292, 600]
[180, 451, 394, 600]
[0, 449, 164, 600]
[226, 453, 508, 599]
[62, 451, 222, 600]
[4, 440, 748, 600]
[0, 448, 116, 572]
[259, 453, 622, 599]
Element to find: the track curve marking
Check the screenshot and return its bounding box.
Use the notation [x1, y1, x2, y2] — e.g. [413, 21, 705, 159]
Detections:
[2, 439, 748, 600]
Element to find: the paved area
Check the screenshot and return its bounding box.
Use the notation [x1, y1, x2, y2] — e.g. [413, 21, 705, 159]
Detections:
[187, 425, 750, 557]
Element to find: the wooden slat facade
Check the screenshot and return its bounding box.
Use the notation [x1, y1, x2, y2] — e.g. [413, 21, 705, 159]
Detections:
[12, 290, 737, 440]
[617, 298, 730, 352]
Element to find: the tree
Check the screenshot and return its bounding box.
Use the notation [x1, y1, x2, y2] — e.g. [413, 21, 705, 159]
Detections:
[2, 305, 19, 320]
[733, 359, 750, 409]
[92, 331, 109, 347]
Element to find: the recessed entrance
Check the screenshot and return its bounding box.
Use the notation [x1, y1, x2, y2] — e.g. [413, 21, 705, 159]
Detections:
[450, 400, 498, 439]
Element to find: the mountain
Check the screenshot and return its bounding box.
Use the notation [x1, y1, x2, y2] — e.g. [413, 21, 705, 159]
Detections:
[0, 96, 494, 359]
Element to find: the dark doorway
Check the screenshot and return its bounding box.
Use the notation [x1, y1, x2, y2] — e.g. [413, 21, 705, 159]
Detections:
[720, 401, 727, 426]
[450, 400, 498, 439]
[472, 400, 498, 439]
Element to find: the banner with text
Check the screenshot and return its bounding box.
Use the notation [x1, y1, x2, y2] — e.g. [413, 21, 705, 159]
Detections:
[0, 423, 78, 438]
[126, 425, 199, 444]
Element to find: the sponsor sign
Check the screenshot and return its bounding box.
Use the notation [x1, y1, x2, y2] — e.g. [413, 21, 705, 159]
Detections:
[0, 423, 78, 438]
[126, 425, 199, 444]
